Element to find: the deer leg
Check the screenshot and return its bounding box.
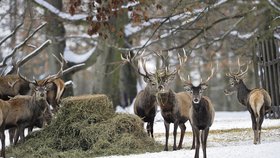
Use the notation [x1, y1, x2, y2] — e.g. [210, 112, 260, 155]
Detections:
[194, 128, 200, 158]
[28, 126, 34, 136]
[202, 128, 209, 158]
[150, 119, 154, 138]
[146, 123, 151, 137]
[8, 128, 15, 145]
[258, 109, 265, 144]
[13, 127, 20, 145]
[191, 125, 195, 150]
[0, 127, 6, 158]
[177, 123, 186, 150]
[164, 121, 170, 151]
[173, 121, 179, 150]
[250, 112, 257, 144]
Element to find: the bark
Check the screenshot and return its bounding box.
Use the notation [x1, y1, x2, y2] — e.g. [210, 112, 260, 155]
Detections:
[45, 0, 71, 96]
[91, 12, 137, 108]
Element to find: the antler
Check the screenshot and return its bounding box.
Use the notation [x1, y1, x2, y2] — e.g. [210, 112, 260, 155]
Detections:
[177, 49, 192, 84]
[138, 57, 153, 78]
[17, 68, 37, 85]
[121, 50, 150, 78]
[226, 57, 249, 78]
[43, 54, 65, 83]
[201, 63, 215, 84]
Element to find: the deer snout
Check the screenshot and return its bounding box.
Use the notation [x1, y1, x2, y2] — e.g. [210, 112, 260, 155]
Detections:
[224, 89, 232, 95]
[158, 85, 164, 91]
[193, 98, 200, 104]
[40, 93, 45, 97]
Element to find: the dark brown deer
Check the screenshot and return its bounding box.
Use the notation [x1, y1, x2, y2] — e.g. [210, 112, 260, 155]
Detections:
[0, 72, 51, 158]
[149, 51, 195, 151]
[179, 66, 215, 158]
[224, 59, 271, 144]
[121, 51, 158, 138]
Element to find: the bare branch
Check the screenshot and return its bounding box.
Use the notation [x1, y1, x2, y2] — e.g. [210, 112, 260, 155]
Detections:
[0, 22, 23, 46]
[16, 40, 51, 68]
[1, 22, 47, 68]
[62, 63, 85, 76]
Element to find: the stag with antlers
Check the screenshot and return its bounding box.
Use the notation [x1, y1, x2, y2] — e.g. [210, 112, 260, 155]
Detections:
[121, 50, 158, 138]
[179, 63, 215, 158]
[0, 69, 52, 158]
[224, 58, 271, 144]
[145, 50, 195, 151]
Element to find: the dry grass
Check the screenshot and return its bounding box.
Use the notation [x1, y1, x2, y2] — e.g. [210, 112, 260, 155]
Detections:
[7, 94, 162, 158]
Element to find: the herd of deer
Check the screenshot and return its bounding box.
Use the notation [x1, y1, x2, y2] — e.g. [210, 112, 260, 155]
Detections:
[0, 48, 271, 158]
[0, 51, 82, 158]
[122, 50, 272, 158]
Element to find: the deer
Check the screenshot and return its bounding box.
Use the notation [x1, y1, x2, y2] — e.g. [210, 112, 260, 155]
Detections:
[0, 71, 51, 158]
[7, 55, 84, 144]
[121, 51, 158, 138]
[179, 65, 215, 158]
[224, 59, 271, 145]
[148, 51, 195, 151]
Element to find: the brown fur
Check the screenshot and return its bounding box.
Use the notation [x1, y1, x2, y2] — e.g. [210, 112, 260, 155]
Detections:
[247, 88, 271, 144]
[157, 90, 194, 151]
[0, 75, 30, 100]
[0, 94, 48, 158]
[133, 85, 157, 138]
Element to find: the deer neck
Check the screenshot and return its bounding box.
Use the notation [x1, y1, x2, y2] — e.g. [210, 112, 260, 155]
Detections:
[157, 89, 176, 110]
[236, 80, 251, 106]
[31, 96, 48, 115]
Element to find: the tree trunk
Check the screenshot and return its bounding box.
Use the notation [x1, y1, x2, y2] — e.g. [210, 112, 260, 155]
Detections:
[91, 12, 137, 108]
[45, 0, 73, 96]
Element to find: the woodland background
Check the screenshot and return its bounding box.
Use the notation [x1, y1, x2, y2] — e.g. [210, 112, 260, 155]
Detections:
[0, 0, 279, 111]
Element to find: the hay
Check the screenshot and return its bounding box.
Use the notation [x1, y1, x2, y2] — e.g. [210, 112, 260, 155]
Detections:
[7, 94, 161, 158]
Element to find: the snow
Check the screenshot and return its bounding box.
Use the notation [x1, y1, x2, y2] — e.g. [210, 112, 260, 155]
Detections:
[102, 142, 280, 158]
[113, 106, 280, 158]
[64, 46, 96, 63]
[34, 0, 88, 21]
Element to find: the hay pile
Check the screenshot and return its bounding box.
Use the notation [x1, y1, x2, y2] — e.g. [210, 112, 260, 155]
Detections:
[7, 94, 161, 158]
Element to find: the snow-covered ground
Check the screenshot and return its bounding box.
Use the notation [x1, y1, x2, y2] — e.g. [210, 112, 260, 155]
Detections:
[107, 107, 280, 158]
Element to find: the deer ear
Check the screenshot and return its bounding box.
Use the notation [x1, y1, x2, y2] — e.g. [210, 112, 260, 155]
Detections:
[45, 82, 54, 90]
[29, 83, 36, 90]
[169, 74, 176, 81]
[201, 84, 208, 90]
[143, 76, 149, 83]
[184, 84, 192, 92]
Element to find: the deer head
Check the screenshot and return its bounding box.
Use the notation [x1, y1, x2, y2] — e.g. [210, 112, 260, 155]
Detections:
[152, 49, 188, 93]
[224, 58, 249, 95]
[17, 70, 51, 101]
[179, 63, 214, 104]
[121, 50, 158, 90]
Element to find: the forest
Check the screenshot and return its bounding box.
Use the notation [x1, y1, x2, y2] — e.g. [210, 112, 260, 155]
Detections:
[0, 0, 279, 111]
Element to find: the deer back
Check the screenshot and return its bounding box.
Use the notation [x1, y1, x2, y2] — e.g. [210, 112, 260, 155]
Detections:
[6, 96, 33, 126]
[0, 75, 30, 100]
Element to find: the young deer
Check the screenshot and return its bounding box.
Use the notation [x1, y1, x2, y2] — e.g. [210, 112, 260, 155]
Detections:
[179, 67, 215, 158]
[149, 51, 195, 151]
[224, 59, 271, 144]
[121, 51, 158, 138]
